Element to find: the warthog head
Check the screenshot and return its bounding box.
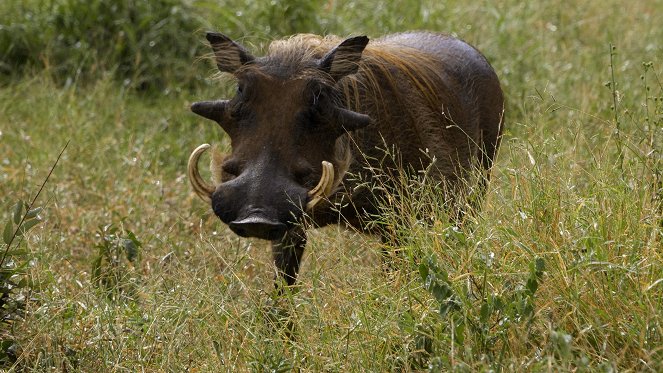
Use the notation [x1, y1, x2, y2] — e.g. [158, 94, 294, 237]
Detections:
[189, 32, 372, 240]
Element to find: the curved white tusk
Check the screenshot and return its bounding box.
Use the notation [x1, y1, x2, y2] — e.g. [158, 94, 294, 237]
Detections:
[187, 144, 215, 204]
[306, 161, 335, 211]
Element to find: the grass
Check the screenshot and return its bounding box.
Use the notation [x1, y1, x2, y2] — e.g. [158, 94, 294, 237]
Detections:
[1, 0, 661, 371]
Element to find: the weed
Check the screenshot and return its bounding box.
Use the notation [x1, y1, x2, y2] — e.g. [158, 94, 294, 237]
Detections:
[91, 223, 142, 302]
[0, 142, 66, 367]
[0, 0, 207, 91]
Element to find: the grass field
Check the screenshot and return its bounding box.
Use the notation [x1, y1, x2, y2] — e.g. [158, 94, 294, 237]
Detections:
[1, 0, 661, 371]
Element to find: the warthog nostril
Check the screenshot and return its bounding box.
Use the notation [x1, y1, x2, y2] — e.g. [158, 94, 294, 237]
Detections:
[229, 215, 287, 241]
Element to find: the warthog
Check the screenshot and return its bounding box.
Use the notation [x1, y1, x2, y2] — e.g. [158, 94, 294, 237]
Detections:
[189, 31, 504, 288]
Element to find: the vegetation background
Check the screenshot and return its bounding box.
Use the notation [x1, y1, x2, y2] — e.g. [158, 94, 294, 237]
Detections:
[1, 0, 661, 371]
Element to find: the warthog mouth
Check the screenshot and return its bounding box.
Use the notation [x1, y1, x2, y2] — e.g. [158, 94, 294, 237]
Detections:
[187, 143, 335, 212]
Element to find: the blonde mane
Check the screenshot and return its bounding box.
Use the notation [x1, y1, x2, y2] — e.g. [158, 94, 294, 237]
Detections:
[263, 34, 445, 114]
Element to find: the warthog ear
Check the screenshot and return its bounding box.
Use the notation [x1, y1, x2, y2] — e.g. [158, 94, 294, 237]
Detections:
[206, 32, 254, 73]
[335, 107, 372, 133]
[319, 36, 369, 81]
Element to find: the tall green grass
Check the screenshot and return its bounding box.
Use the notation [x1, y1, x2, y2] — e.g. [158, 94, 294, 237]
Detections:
[0, 0, 334, 91]
[0, 0, 208, 90]
[0, 0, 661, 371]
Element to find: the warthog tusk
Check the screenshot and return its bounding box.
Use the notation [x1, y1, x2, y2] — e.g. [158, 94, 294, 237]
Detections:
[188, 144, 215, 204]
[306, 161, 335, 211]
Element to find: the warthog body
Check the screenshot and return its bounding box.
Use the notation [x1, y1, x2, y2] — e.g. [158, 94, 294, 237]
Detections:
[189, 31, 504, 287]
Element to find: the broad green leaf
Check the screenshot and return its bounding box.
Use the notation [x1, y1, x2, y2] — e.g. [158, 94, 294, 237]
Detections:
[123, 239, 138, 262]
[12, 201, 24, 225]
[5, 249, 27, 256]
[430, 282, 452, 303]
[398, 311, 415, 332]
[522, 302, 534, 318]
[17, 218, 42, 236]
[453, 316, 466, 344]
[3, 220, 13, 245]
[480, 302, 491, 323]
[440, 301, 452, 317]
[418, 262, 429, 282]
[17, 277, 28, 288]
[535, 257, 545, 274]
[25, 207, 43, 219]
[526, 277, 538, 295]
[493, 295, 505, 312]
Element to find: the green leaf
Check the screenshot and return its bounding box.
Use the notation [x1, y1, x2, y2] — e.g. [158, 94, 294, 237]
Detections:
[25, 207, 43, 219]
[12, 201, 24, 225]
[453, 316, 466, 344]
[212, 340, 224, 365]
[440, 301, 453, 317]
[551, 330, 573, 359]
[522, 302, 534, 317]
[480, 302, 491, 323]
[5, 249, 27, 256]
[493, 295, 504, 312]
[17, 277, 28, 288]
[535, 257, 545, 275]
[526, 277, 538, 295]
[17, 218, 42, 236]
[418, 262, 429, 282]
[398, 311, 415, 332]
[430, 282, 452, 304]
[3, 220, 13, 245]
[123, 238, 138, 262]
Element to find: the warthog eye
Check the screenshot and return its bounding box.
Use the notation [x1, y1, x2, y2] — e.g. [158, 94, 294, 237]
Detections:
[229, 100, 251, 120]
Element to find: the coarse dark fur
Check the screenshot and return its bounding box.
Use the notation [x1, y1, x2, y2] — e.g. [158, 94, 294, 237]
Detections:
[191, 31, 504, 289]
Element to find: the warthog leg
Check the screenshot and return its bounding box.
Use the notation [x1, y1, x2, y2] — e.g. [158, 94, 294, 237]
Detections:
[271, 228, 307, 291]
